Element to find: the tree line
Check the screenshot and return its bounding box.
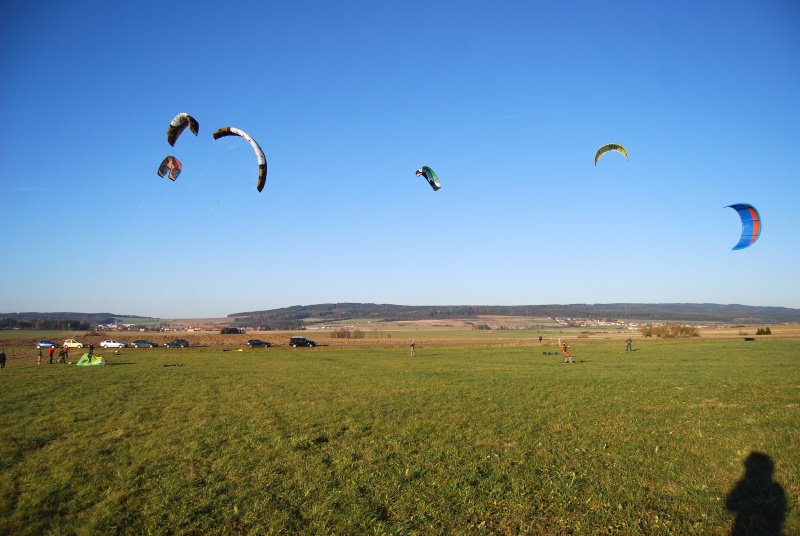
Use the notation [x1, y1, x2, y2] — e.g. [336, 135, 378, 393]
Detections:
[227, 302, 800, 326]
[0, 318, 91, 331]
[639, 324, 700, 338]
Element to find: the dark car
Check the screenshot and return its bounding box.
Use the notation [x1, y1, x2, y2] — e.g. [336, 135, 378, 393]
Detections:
[289, 336, 316, 348]
[131, 339, 158, 348]
[221, 327, 242, 334]
[247, 339, 272, 348]
[164, 339, 189, 348]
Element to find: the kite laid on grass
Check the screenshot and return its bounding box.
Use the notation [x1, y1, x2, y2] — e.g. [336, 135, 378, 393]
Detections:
[727, 203, 761, 250]
[594, 143, 629, 166]
[416, 166, 441, 191]
[213, 127, 267, 192]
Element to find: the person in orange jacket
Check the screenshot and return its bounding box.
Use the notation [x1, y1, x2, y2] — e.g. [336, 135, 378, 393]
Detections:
[561, 342, 573, 364]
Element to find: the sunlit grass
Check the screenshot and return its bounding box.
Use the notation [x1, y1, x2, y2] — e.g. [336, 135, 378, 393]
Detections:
[1, 339, 798, 534]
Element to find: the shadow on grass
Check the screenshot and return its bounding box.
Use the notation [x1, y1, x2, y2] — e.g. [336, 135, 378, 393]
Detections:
[726, 451, 786, 536]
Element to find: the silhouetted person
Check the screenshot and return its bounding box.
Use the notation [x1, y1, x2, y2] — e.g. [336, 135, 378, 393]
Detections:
[625, 338, 633, 351]
[0, 348, 6, 370]
[726, 451, 786, 536]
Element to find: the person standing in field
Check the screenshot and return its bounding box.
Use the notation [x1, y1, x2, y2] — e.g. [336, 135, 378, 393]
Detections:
[0, 348, 6, 370]
[63, 346, 69, 363]
[37, 347, 42, 366]
[48, 345, 55, 364]
[410, 341, 416, 357]
[626, 338, 633, 351]
[58, 346, 66, 364]
[561, 342, 573, 364]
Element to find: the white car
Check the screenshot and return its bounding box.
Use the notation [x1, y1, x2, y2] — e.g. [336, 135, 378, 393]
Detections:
[63, 339, 84, 348]
[99, 340, 126, 349]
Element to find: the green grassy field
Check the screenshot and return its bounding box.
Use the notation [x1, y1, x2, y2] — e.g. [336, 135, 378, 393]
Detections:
[1, 339, 798, 534]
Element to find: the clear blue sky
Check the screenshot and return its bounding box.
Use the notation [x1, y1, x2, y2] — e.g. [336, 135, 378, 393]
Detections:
[1, 1, 798, 318]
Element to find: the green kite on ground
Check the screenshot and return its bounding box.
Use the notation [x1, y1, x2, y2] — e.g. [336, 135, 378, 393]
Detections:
[76, 353, 106, 366]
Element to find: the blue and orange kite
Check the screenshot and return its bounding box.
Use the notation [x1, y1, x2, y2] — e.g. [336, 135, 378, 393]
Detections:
[727, 203, 761, 250]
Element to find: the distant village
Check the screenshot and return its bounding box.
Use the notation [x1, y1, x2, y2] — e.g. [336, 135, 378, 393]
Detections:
[554, 317, 640, 329]
[94, 323, 224, 332]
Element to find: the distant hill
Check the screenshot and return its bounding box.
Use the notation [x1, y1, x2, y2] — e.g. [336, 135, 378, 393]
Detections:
[5, 304, 799, 331]
[228, 303, 800, 328]
[0, 312, 157, 331]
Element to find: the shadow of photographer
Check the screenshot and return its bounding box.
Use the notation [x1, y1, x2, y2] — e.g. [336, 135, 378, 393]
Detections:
[726, 451, 786, 535]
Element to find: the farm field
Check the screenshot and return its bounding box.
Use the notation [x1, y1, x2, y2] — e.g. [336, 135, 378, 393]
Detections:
[0, 338, 798, 534]
[3, 322, 799, 355]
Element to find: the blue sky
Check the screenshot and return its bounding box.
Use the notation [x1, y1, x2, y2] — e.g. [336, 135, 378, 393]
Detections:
[1, 1, 798, 318]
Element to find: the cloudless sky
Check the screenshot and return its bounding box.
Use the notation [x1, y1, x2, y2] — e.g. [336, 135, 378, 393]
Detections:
[1, 0, 798, 318]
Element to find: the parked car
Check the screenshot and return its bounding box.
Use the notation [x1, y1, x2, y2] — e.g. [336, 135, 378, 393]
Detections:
[63, 339, 84, 348]
[221, 327, 242, 334]
[289, 336, 316, 348]
[131, 339, 158, 348]
[247, 339, 272, 348]
[99, 340, 126, 348]
[164, 339, 189, 348]
[35, 340, 57, 349]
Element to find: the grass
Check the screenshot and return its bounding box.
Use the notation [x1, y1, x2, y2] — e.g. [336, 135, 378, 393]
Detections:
[0, 338, 798, 534]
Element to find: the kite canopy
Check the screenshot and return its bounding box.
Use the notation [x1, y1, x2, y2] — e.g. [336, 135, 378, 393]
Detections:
[415, 166, 441, 191]
[77, 353, 105, 366]
[167, 113, 199, 146]
[727, 203, 761, 250]
[213, 127, 267, 192]
[594, 143, 629, 166]
[157, 156, 182, 181]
